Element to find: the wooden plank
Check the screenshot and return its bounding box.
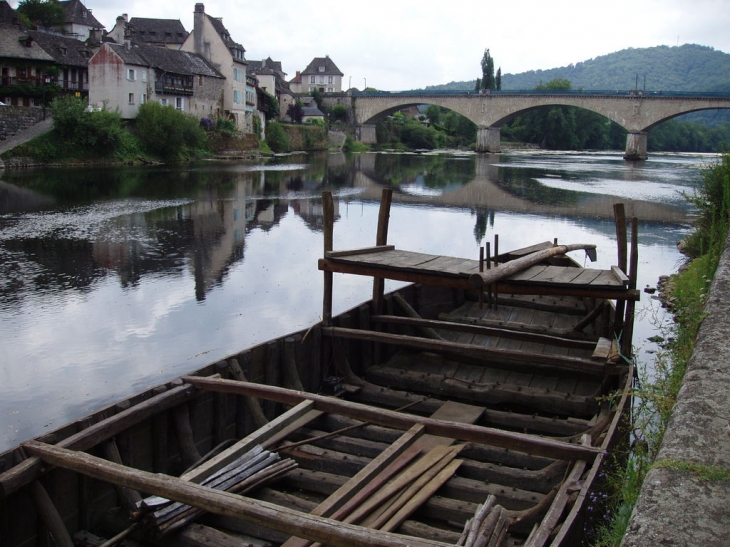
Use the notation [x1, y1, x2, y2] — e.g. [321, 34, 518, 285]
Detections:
[23, 441, 451, 547]
[180, 400, 317, 483]
[0, 383, 196, 499]
[182, 377, 601, 461]
[508, 264, 548, 282]
[281, 423, 426, 547]
[371, 315, 596, 350]
[324, 326, 607, 375]
[591, 337, 613, 361]
[327, 245, 395, 258]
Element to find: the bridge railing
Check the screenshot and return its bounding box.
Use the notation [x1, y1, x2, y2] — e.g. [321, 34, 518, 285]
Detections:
[351, 89, 730, 99]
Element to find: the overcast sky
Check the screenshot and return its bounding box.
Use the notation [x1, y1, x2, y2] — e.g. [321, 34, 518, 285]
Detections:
[12, 0, 730, 90]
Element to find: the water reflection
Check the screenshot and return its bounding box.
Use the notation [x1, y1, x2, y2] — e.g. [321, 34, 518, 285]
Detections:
[0, 150, 712, 452]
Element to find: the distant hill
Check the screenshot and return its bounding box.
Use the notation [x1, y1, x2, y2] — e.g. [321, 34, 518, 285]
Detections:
[424, 44, 730, 93]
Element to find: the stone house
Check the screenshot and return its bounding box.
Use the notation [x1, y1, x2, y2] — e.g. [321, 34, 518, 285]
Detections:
[0, 22, 93, 106]
[106, 14, 189, 50]
[180, 3, 253, 132]
[88, 42, 224, 120]
[289, 55, 343, 94]
[43, 0, 104, 41]
[247, 57, 294, 120]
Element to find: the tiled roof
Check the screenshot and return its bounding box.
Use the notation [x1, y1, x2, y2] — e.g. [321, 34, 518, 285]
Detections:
[301, 56, 343, 76]
[128, 17, 188, 45]
[105, 42, 223, 78]
[28, 30, 93, 67]
[0, 24, 55, 62]
[60, 0, 103, 29]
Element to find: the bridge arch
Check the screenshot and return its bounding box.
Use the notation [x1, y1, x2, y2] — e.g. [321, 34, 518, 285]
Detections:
[352, 92, 730, 160]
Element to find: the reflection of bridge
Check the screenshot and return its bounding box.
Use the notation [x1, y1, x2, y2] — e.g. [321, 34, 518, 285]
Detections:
[351, 91, 730, 160]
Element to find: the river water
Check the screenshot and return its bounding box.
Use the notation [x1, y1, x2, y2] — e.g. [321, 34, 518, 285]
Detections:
[0, 150, 715, 453]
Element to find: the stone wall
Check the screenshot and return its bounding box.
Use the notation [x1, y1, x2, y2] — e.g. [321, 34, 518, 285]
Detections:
[0, 106, 46, 142]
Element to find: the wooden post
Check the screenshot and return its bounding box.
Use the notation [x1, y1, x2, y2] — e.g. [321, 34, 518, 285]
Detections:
[322, 191, 335, 324]
[28, 480, 74, 547]
[613, 203, 628, 338]
[372, 189, 393, 315]
[621, 217, 639, 358]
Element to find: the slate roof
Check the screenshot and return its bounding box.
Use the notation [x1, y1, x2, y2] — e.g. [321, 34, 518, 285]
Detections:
[302, 105, 324, 117]
[0, 24, 55, 62]
[128, 17, 188, 46]
[248, 57, 286, 78]
[206, 13, 245, 52]
[105, 42, 223, 78]
[0, 1, 19, 25]
[28, 30, 93, 67]
[60, 0, 103, 29]
[301, 56, 343, 76]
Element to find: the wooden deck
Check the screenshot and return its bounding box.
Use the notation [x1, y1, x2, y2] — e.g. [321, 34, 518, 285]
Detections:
[320, 245, 639, 301]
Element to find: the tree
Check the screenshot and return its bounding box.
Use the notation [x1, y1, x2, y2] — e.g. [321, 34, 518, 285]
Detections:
[286, 100, 304, 124]
[495, 68, 502, 91]
[16, 0, 63, 27]
[481, 49, 495, 91]
[425, 105, 441, 126]
[474, 78, 481, 92]
[311, 88, 324, 112]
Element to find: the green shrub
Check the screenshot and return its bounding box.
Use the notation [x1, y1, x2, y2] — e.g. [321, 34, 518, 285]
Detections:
[216, 117, 237, 134]
[328, 104, 348, 123]
[48, 96, 127, 156]
[135, 102, 207, 159]
[266, 121, 291, 153]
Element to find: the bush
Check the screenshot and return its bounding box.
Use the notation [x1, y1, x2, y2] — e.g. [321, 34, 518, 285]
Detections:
[266, 121, 291, 153]
[216, 117, 237, 134]
[135, 102, 207, 159]
[200, 117, 214, 131]
[49, 96, 127, 154]
[328, 104, 348, 123]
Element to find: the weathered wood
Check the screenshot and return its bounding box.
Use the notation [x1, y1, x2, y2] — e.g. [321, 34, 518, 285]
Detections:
[324, 326, 607, 375]
[28, 480, 74, 547]
[323, 191, 335, 324]
[180, 400, 316, 483]
[101, 439, 143, 510]
[373, 189, 393, 315]
[591, 337, 613, 361]
[622, 217, 639, 357]
[227, 359, 269, 430]
[327, 245, 396, 258]
[392, 293, 445, 341]
[0, 383, 196, 499]
[284, 336, 306, 392]
[173, 405, 202, 469]
[213, 361, 229, 446]
[23, 441, 451, 547]
[372, 314, 596, 350]
[182, 376, 600, 461]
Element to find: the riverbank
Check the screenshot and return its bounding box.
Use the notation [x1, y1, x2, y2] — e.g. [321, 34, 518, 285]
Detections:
[621, 231, 730, 546]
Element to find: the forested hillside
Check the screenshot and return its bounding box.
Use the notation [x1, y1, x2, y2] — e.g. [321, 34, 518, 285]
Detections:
[424, 44, 730, 93]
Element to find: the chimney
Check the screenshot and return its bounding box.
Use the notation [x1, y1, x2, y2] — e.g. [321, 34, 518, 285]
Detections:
[193, 4, 205, 55]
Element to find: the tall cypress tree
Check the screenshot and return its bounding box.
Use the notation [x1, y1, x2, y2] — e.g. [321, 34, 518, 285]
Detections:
[481, 49, 496, 90]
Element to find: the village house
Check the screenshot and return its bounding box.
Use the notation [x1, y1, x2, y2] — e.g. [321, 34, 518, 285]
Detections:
[106, 14, 188, 50]
[289, 55, 343, 94]
[42, 0, 104, 42]
[180, 3, 255, 133]
[88, 42, 224, 119]
[247, 57, 295, 120]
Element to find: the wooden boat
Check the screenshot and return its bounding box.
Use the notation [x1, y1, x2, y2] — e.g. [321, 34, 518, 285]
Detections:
[0, 190, 639, 547]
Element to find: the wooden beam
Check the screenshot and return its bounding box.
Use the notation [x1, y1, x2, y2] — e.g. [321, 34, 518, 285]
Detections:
[373, 189, 393, 315]
[0, 383, 196, 499]
[322, 191, 335, 324]
[23, 441, 450, 547]
[327, 245, 395, 258]
[322, 326, 607, 375]
[181, 377, 601, 461]
[371, 315, 596, 350]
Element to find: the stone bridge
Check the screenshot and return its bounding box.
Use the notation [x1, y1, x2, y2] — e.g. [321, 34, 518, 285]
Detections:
[350, 92, 730, 159]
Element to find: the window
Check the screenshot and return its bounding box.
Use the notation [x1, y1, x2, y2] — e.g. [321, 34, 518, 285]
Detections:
[319, 76, 324, 84]
[319, 65, 325, 72]
[327, 87, 334, 93]
[233, 90, 241, 104]
[176, 97, 183, 110]
[328, 76, 333, 84]
[142, 71, 147, 82]
[160, 98, 168, 106]
[128, 93, 134, 104]
[309, 75, 315, 84]
[141, 94, 146, 104]
[127, 69, 136, 81]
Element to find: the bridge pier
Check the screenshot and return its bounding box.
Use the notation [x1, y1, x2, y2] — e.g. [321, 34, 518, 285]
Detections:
[355, 124, 377, 145]
[476, 127, 501, 153]
[624, 131, 648, 161]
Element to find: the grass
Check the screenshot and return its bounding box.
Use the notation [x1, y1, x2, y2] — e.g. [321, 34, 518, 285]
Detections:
[587, 151, 730, 546]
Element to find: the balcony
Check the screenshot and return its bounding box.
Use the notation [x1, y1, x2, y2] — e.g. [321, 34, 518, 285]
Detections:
[155, 82, 194, 96]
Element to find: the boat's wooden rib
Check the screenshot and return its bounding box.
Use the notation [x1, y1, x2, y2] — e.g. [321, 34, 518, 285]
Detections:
[182, 376, 601, 461]
[0, 382, 197, 499]
[22, 441, 452, 547]
[322, 326, 611, 375]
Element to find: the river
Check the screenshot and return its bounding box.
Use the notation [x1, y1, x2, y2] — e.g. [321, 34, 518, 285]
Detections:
[0, 150, 715, 453]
